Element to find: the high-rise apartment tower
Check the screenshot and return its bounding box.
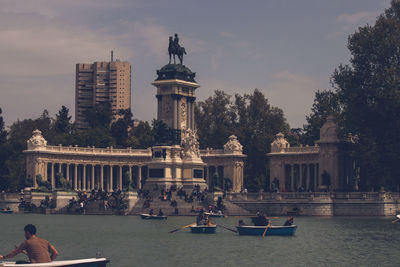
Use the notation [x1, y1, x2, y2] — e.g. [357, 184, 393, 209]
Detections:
[75, 53, 131, 130]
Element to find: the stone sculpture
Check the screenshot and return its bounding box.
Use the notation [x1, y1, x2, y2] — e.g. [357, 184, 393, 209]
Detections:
[27, 129, 47, 150]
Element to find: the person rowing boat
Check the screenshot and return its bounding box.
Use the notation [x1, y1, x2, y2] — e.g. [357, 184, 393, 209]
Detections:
[0, 224, 58, 264]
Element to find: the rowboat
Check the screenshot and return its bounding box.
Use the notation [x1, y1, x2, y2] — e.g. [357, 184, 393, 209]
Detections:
[204, 211, 224, 218]
[190, 224, 217, 234]
[140, 213, 167, 220]
[397, 215, 400, 220]
[236, 225, 297, 236]
[0, 210, 13, 214]
[0, 258, 109, 267]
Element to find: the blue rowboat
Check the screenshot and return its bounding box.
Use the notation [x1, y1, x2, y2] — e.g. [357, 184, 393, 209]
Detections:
[236, 225, 297, 236]
[0, 211, 13, 214]
[140, 213, 167, 220]
[190, 224, 217, 234]
[0, 258, 109, 267]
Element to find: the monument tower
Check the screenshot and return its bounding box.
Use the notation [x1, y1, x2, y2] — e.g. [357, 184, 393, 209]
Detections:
[152, 33, 198, 144]
[144, 34, 207, 190]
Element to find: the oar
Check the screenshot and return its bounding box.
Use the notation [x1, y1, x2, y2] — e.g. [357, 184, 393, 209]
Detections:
[169, 223, 195, 233]
[262, 222, 271, 237]
[217, 224, 238, 233]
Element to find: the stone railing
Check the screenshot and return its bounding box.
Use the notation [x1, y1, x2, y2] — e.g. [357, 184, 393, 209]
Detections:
[200, 149, 224, 155]
[228, 191, 400, 201]
[279, 146, 319, 154]
[43, 145, 151, 156]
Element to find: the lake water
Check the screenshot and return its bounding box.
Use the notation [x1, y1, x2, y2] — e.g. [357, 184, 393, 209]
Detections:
[0, 214, 399, 267]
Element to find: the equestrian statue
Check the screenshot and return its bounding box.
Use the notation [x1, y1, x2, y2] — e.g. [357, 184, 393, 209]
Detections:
[168, 33, 186, 65]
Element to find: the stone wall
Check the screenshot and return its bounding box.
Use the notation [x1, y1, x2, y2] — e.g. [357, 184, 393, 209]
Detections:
[229, 192, 400, 216]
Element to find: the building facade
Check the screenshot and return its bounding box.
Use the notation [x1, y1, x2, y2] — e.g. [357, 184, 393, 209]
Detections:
[268, 116, 355, 192]
[75, 56, 131, 129]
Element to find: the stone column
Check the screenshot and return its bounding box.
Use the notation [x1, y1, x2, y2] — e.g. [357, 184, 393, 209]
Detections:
[138, 166, 142, 189]
[119, 165, 123, 190]
[66, 164, 70, 182]
[190, 99, 195, 129]
[100, 165, 104, 190]
[74, 164, 78, 191]
[109, 165, 113, 191]
[305, 164, 310, 191]
[91, 165, 95, 190]
[291, 164, 295, 192]
[58, 163, 61, 177]
[177, 97, 181, 130]
[83, 165, 86, 191]
[156, 95, 162, 120]
[173, 96, 178, 129]
[51, 163, 55, 189]
[129, 166, 132, 184]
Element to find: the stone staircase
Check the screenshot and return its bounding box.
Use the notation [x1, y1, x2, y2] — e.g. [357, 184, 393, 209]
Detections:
[129, 191, 207, 216]
[223, 200, 252, 216]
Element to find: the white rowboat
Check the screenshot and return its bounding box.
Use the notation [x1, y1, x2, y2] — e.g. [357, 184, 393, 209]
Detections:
[0, 258, 109, 267]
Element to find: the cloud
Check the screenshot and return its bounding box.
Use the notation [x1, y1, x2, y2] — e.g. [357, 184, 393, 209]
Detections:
[336, 11, 378, 25]
[220, 31, 234, 38]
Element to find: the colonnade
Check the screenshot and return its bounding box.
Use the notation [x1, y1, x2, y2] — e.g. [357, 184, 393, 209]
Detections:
[34, 161, 144, 192]
[284, 163, 319, 192]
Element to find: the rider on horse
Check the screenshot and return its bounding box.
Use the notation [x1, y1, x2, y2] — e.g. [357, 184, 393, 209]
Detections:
[168, 33, 186, 65]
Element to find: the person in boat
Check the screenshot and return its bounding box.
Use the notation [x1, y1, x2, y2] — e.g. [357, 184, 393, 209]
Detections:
[238, 219, 246, 226]
[0, 224, 58, 263]
[158, 209, 164, 216]
[196, 209, 205, 225]
[149, 209, 154, 215]
[254, 212, 269, 226]
[204, 214, 212, 226]
[284, 216, 294, 226]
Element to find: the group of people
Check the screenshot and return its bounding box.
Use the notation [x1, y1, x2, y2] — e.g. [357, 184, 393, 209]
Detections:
[196, 209, 212, 226]
[67, 189, 127, 214]
[239, 211, 294, 227]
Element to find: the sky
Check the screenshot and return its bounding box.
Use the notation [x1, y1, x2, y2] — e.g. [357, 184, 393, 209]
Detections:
[0, 0, 392, 129]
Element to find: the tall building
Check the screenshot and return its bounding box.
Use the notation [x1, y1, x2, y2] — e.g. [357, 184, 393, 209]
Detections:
[75, 53, 131, 130]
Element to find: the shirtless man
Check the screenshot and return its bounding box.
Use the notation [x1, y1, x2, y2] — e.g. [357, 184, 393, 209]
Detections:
[0, 224, 58, 263]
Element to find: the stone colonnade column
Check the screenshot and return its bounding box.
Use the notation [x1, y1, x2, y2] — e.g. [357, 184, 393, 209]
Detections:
[66, 164, 70, 182]
[51, 163, 55, 189]
[83, 165, 86, 191]
[119, 165, 122, 190]
[101, 165, 104, 190]
[92, 165, 95, 191]
[74, 164, 78, 190]
[138, 166, 142, 190]
[109, 165, 113, 191]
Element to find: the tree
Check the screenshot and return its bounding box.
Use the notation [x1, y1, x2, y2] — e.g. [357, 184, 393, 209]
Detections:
[128, 121, 153, 148]
[54, 106, 73, 134]
[303, 90, 341, 145]
[111, 109, 133, 148]
[196, 89, 289, 191]
[0, 107, 6, 144]
[84, 102, 113, 130]
[195, 90, 236, 149]
[331, 0, 400, 190]
[233, 89, 289, 191]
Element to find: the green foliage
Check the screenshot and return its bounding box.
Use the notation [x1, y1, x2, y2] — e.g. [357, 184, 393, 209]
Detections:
[152, 120, 172, 145]
[196, 89, 289, 192]
[84, 101, 113, 130]
[330, 0, 400, 190]
[303, 90, 341, 145]
[129, 121, 153, 148]
[111, 109, 133, 148]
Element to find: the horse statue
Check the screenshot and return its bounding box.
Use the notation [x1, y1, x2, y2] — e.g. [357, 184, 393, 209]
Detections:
[168, 33, 186, 65]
